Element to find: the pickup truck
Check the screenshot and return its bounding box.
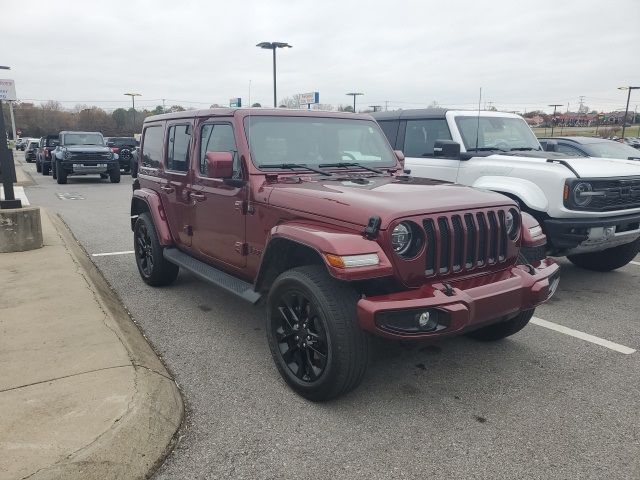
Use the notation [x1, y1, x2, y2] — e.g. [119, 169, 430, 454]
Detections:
[373, 109, 640, 271]
[131, 108, 559, 400]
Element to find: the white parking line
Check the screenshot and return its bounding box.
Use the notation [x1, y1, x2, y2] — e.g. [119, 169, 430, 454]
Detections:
[629, 261, 640, 266]
[91, 251, 134, 257]
[531, 317, 636, 355]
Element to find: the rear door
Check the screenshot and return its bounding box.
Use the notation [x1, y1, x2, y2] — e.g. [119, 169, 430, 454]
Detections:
[400, 118, 459, 182]
[162, 122, 194, 246]
[190, 120, 247, 269]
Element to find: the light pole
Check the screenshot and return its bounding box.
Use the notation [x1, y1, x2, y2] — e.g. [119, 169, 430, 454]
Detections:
[548, 104, 563, 136]
[0, 65, 20, 208]
[124, 92, 141, 134]
[618, 86, 639, 141]
[346, 92, 364, 113]
[256, 42, 292, 108]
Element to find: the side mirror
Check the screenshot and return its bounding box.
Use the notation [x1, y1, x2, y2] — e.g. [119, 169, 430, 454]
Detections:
[394, 150, 405, 168]
[433, 140, 460, 158]
[205, 151, 233, 179]
[544, 140, 558, 152]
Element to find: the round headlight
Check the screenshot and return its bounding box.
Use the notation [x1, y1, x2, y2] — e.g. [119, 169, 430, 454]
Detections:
[391, 222, 412, 255]
[572, 182, 592, 207]
[505, 208, 520, 240]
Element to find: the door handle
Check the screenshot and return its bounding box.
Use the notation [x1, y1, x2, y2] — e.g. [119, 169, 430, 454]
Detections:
[161, 185, 175, 193]
[190, 192, 206, 202]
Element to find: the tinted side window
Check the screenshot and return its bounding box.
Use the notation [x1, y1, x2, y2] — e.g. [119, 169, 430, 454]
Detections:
[199, 124, 238, 176]
[378, 120, 400, 147]
[142, 125, 163, 168]
[557, 144, 587, 157]
[166, 125, 191, 172]
[403, 119, 452, 157]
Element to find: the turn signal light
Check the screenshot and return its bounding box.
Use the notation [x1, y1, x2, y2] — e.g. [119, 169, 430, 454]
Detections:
[325, 253, 379, 268]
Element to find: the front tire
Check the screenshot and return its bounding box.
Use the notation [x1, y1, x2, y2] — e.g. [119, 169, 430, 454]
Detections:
[266, 265, 369, 401]
[56, 161, 67, 184]
[134, 213, 179, 286]
[42, 163, 50, 176]
[52, 160, 57, 179]
[109, 167, 121, 183]
[36, 160, 42, 173]
[466, 309, 535, 341]
[567, 238, 640, 271]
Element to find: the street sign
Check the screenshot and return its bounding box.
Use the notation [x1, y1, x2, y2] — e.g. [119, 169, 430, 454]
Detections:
[298, 92, 319, 106]
[0, 79, 16, 101]
[230, 97, 242, 108]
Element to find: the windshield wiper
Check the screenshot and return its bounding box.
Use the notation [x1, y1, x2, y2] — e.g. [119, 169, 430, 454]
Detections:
[509, 147, 541, 151]
[466, 147, 508, 152]
[318, 162, 384, 174]
[258, 163, 332, 176]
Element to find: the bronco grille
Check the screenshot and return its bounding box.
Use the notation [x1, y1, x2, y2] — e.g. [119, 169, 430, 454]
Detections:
[422, 209, 509, 277]
[589, 178, 640, 211]
[69, 152, 112, 161]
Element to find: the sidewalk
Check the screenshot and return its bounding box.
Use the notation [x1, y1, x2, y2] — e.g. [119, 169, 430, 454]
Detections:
[0, 209, 183, 479]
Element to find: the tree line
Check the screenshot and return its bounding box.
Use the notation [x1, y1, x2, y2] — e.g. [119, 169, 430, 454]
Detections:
[1, 101, 187, 139]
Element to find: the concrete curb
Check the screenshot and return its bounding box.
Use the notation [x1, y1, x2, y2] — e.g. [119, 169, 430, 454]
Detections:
[29, 212, 184, 480]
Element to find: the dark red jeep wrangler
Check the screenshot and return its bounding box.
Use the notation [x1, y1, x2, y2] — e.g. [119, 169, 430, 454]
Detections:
[131, 109, 560, 401]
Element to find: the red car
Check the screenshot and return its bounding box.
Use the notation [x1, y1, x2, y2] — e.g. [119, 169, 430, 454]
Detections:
[131, 109, 559, 401]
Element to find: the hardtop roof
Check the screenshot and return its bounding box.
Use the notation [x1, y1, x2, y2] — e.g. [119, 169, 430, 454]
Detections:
[143, 108, 375, 124]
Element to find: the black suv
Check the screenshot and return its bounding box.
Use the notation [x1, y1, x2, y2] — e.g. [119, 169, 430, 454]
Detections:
[36, 134, 60, 175]
[52, 131, 120, 184]
[105, 136, 137, 172]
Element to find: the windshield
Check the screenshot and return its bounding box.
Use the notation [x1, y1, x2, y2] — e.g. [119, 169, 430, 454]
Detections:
[243, 116, 396, 168]
[587, 141, 640, 159]
[455, 116, 541, 151]
[63, 133, 104, 146]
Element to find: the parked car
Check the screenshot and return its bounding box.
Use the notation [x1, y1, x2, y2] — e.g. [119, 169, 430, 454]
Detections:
[24, 140, 40, 162]
[538, 136, 640, 161]
[130, 108, 559, 401]
[51, 131, 120, 184]
[373, 109, 640, 271]
[35, 134, 60, 175]
[105, 136, 137, 172]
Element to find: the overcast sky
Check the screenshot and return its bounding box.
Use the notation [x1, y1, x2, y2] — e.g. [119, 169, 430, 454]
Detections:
[2, 0, 639, 114]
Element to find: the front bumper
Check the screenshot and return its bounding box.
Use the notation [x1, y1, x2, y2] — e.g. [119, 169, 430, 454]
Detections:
[60, 159, 118, 174]
[544, 213, 640, 253]
[357, 259, 559, 340]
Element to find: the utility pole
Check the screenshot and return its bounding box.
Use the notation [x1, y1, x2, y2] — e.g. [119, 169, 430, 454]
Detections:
[256, 42, 292, 108]
[548, 104, 563, 137]
[618, 86, 639, 141]
[124, 92, 141, 134]
[162, 98, 166, 114]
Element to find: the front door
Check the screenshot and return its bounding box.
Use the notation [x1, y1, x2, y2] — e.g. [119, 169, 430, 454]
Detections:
[162, 122, 194, 246]
[190, 121, 247, 269]
[401, 118, 460, 182]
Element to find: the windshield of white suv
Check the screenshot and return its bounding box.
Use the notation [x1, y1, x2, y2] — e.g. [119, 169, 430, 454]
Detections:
[244, 116, 396, 168]
[63, 133, 104, 146]
[455, 116, 542, 152]
[587, 141, 640, 159]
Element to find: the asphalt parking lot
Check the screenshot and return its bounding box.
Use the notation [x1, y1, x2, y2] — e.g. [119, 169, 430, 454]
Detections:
[20, 155, 640, 480]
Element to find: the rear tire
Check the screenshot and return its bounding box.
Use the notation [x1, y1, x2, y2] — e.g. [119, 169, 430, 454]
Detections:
[133, 213, 179, 286]
[56, 162, 67, 184]
[266, 265, 370, 401]
[466, 309, 535, 341]
[567, 238, 640, 272]
[52, 161, 57, 179]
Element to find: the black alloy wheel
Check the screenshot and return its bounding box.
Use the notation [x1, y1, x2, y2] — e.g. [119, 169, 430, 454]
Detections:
[271, 290, 329, 382]
[266, 265, 369, 401]
[133, 213, 178, 286]
[136, 221, 154, 278]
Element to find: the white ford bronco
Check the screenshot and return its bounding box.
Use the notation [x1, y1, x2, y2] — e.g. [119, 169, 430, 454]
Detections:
[373, 109, 640, 271]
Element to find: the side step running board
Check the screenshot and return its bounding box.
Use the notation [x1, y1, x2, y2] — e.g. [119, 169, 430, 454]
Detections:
[163, 248, 262, 304]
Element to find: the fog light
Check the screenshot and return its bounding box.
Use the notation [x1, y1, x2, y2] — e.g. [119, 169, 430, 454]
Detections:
[375, 308, 449, 334]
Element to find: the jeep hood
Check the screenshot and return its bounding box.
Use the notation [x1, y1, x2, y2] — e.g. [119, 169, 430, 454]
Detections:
[266, 175, 515, 228]
[497, 150, 640, 178]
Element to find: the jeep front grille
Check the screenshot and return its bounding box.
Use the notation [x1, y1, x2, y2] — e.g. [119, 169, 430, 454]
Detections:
[68, 152, 112, 161]
[422, 209, 509, 276]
